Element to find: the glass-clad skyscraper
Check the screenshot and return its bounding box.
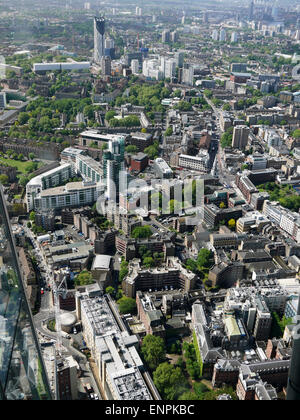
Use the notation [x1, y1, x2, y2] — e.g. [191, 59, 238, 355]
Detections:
[103, 136, 126, 201]
[94, 16, 105, 64]
[0, 187, 52, 400]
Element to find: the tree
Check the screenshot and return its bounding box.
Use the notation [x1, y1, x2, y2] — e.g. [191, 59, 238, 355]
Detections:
[165, 127, 173, 137]
[29, 152, 36, 160]
[293, 129, 300, 139]
[153, 362, 188, 400]
[25, 161, 38, 173]
[75, 270, 93, 286]
[223, 103, 231, 111]
[197, 249, 213, 268]
[228, 219, 236, 230]
[117, 296, 137, 314]
[105, 110, 116, 121]
[144, 145, 159, 160]
[141, 335, 166, 371]
[125, 145, 138, 154]
[0, 174, 9, 185]
[178, 392, 200, 400]
[132, 225, 152, 239]
[105, 286, 115, 296]
[18, 112, 30, 125]
[143, 256, 155, 268]
[204, 89, 213, 98]
[119, 260, 129, 283]
[220, 127, 233, 148]
[29, 211, 36, 221]
[19, 175, 29, 187]
[219, 201, 226, 209]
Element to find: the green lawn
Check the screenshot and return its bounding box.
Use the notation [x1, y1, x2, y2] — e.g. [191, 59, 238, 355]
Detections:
[0, 157, 43, 174]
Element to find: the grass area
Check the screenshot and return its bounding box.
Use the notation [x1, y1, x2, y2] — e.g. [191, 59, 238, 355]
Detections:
[0, 157, 43, 174]
[257, 182, 300, 213]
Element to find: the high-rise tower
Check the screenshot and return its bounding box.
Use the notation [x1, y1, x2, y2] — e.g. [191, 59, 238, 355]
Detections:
[249, 0, 254, 20]
[0, 187, 52, 400]
[103, 137, 126, 201]
[94, 16, 105, 64]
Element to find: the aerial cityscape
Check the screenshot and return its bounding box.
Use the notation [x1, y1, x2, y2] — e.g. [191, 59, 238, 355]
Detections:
[0, 0, 300, 404]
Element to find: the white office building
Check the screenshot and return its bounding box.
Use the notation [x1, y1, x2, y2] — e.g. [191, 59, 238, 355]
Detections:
[35, 181, 104, 211]
[142, 59, 163, 80]
[26, 163, 75, 211]
[78, 290, 153, 400]
[164, 59, 176, 79]
[179, 151, 210, 173]
[33, 62, 91, 73]
[131, 59, 139, 75]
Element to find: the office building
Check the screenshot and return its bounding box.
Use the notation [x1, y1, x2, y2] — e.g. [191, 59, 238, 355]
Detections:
[136, 7, 142, 16]
[179, 152, 210, 173]
[153, 158, 173, 179]
[212, 30, 219, 41]
[94, 16, 105, 64]
[249, 1, 254, 20]
[34, 181, 104, 212]
[219, 29, 226, 42]
[77, 289, 154, 400]
[0, 187, 52, 400]
[75, 154, 102, 184]
[162, 30, 171, 43]
[26, 163, 75, 211]
[33, 62, 90, 73]
[232, 126, 250, 150]
[56, 356, 78, 401]
[231, 63, 247, 73]
[164, 59, 176, 80]
[60, 147, 85, 164]
[171, 31, 179, 43]
[182, 64, 194, 86]
[122, 257, 196, 298]
[130, 153, 149, 173]
[175, 52, 184, 68]
[131, 59, 139, 75]
[101, 56, 111, 76]
[35, 210, 56, 232]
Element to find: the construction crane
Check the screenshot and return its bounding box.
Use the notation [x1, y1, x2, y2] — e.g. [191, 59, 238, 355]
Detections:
[53, 271, 68, 356]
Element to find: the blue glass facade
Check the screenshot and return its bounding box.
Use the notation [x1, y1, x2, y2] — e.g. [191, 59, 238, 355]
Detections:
[0, 188, 52, 400]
